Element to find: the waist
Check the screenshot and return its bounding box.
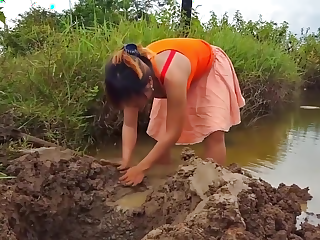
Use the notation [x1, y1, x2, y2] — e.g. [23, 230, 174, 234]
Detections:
[193, 52, 215, 80]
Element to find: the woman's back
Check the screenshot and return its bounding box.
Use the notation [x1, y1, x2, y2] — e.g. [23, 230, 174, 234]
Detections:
[147, 38, 214, 88]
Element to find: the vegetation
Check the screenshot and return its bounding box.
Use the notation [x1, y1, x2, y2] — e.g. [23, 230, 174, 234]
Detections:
[0, 0, 5, 24]
[0, 0, 320, 149]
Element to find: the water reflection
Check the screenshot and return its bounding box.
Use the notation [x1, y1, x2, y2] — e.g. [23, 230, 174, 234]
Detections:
[253, 108, 320, 215]
[94, 92, 320, 214]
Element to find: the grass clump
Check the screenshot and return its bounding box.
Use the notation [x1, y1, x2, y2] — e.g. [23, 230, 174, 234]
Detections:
[0, 6, 313, 148]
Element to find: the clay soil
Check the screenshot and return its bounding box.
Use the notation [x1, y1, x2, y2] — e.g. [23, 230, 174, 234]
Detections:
[1, 126, 320, 240]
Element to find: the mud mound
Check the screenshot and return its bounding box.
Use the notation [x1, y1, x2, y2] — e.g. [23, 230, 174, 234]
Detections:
[143, 153, 318, 240]
[1, 147, 154, 240]
[0, 147, 320, 240]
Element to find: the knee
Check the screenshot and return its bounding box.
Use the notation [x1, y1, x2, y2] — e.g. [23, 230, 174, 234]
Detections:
[204, 131, 226, 165]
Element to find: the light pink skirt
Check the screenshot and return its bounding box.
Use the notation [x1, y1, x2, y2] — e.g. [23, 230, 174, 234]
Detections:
[147, 46, 246, 145]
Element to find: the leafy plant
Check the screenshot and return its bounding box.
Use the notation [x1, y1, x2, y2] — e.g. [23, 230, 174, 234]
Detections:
[0, 0, 5, 24]
[0, 1, 319, 149]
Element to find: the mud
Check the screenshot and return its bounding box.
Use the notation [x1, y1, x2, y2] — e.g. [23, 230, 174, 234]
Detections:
[0, 143, 320, 240]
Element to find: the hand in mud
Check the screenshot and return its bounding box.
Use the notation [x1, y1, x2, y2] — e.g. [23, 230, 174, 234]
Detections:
[117, 159, 130, 172]
[119, 166, 145, 186]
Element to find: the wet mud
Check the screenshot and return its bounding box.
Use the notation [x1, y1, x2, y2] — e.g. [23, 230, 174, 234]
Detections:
[0, 129, 320, 239]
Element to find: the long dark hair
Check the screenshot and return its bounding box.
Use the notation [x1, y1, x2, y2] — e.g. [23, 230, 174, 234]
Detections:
[104, 44, 155, 108]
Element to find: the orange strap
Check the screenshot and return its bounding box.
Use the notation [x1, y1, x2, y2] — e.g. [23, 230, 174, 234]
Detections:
[160, 50, 176, 83]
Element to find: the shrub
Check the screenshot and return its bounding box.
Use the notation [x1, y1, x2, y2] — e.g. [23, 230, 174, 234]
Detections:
[0, 16, 301, 148]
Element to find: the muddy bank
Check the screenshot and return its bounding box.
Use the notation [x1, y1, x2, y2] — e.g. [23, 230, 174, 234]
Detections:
[1, 147, 153, 240]
[0, 145, 320, 240]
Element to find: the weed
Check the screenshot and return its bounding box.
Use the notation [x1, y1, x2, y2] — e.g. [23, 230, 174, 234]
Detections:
[0, 8, 319, 149]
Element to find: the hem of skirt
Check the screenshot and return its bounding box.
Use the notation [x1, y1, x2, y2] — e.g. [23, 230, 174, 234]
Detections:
[147, 121, 241, 146]
[175, 140, 204, 146]
[175, 127, 230, 145]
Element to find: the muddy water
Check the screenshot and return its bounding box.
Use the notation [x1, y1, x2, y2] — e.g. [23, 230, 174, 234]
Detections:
[94, 92, 320, 220]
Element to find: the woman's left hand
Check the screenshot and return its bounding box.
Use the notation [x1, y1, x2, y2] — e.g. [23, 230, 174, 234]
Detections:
[119, 165, 145, 186]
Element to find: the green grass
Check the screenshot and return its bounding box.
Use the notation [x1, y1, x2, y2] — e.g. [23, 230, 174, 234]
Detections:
[0, 172, 15, 179]
[0, 164, 15, 179]
[0, 16, 307, 149]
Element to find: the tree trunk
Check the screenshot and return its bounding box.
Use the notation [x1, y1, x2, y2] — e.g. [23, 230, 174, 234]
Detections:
[181, 0, 192, 36]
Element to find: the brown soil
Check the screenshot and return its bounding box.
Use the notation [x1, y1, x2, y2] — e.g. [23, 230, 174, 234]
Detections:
[0, 128, 320, 239]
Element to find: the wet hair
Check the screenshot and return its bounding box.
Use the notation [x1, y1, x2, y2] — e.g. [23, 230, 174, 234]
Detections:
[104, 44, 155, 108]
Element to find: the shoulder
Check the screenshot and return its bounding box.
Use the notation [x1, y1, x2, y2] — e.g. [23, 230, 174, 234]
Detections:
[154, 50, 191, 83]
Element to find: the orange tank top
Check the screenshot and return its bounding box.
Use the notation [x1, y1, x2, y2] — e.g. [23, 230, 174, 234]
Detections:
[147, 38, 214, 89]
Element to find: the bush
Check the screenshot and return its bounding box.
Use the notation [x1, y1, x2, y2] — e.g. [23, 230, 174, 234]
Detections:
[0, 7, 64, 56]
[0, 14, 303, 148]
[297, 31, 320, 89]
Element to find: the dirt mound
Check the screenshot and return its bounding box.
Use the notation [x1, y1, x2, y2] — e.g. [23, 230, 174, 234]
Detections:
[0, 147, 319, 240]
[1, 147, 153, 240]
[143, 154, 317, 240]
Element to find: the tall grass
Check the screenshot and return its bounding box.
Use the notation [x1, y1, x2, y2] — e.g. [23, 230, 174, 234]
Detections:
[0, 13, 308, 148]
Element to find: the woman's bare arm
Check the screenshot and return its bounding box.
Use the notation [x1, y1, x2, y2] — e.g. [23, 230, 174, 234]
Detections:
[137, 52, 191, 170]
[122, 107, 139, 163]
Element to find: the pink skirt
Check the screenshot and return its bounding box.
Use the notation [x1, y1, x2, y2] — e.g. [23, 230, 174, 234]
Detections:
[147, 46, 246, 145]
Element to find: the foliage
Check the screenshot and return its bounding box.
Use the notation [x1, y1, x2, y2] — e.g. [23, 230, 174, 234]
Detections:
[0, 7, 64, 56]
[0, 8, 5, 24]
[64, 0, 156, 27]
[0, 0, 173, 56]
[0, 0, 5, 24]
[0, 1, 320, 148]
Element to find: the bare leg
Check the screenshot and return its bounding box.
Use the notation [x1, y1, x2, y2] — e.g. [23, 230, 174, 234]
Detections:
[204, 130, 226, 165]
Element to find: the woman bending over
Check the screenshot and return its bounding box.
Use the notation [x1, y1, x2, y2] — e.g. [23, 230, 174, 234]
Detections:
[104, 38, 245, 186]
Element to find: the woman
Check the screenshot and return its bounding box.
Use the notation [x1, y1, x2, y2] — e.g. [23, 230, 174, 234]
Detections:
[105, 38, 245, 186]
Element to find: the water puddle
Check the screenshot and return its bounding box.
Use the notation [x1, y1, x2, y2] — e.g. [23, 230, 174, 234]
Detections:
[94, 92, 320, 216]
[115, 190, 152, 209]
